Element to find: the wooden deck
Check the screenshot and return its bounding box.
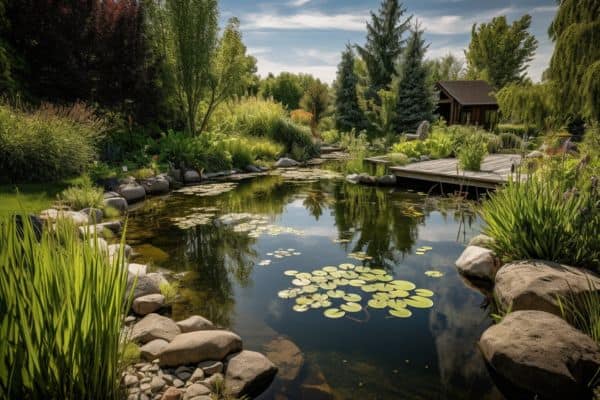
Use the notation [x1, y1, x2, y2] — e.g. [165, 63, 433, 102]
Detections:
[389, 154, 523, 189]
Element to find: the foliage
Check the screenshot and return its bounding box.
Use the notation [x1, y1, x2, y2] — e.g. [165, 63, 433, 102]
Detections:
[366, 88, 397, 139]
[482, 160, 600, 270]
[131, 168, 157, 181]
[159, 281, 179, 304]
[356, 0, 412, 102]
[465, 15, 538, 90]
[558, 280, 600, 344]
[426, 53, 465, 84]
[426, 131, 454, 159]
[321, 129, 341, 145]
[458, 133, 488, 171]
[334, 45, 368, 132]
[496, 83, 558, 132]
[60, 176, 104, 211]
[0, 103, 103, 183]
[547, 0, 600, 123]
[342, 132, 370, 174]
[386, 152, 409, 165]
[391, 139, 427, 159]
[0, 216, 130, 399]
[290, 109, 313, 126]
[259, 72, 306, 110]
[499, 132, 524, 150]
[496, 123, 537, 137]
[158, 130, 231, 172]
[300, 79, 330, 136]
[394, 24, 434, 133]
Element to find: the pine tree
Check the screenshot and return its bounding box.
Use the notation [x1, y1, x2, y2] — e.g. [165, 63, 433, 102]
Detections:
[334, 45, 367, 132]
[356, 0, 411, 103]
[547, 0, 600, 123]
[394, 24, 434, 134]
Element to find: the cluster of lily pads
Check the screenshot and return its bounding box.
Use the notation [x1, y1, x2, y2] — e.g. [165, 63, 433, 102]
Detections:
[217, 213, 305, 238]
[170, 207, 220, 229]
[347, 251, 372, 261]
[174, 182, 237, 197]
[278, 263, 434, 320]
[257, 248, 302, 266]
[274, 168, 341, 182]
[424, 270, 444, 278]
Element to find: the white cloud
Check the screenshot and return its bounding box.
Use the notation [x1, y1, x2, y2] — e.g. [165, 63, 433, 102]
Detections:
[247, 46, 271, 56]
[255, 56, 338, 83]
[531, 6, 558, 13]
[241, 11, 366, 31]
[527, 44, 553, 82]
[294, 48, 340, 65]
[416, 7, 515, 35]
[289, 0, 312, 6]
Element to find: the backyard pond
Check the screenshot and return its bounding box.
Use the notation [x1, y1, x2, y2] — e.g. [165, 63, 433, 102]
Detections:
[125, 172, 505, 399]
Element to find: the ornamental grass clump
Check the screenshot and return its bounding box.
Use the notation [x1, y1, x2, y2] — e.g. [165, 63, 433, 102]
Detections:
[0, 216, 130, 399]
[458, 133, 488, 171]
[59, 175, 104, 210]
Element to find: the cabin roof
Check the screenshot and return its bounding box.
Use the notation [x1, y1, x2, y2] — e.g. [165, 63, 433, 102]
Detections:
[436, 80, 497, 106]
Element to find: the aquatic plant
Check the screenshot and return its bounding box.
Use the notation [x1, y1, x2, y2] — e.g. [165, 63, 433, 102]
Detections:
[458, 133, 488, 171]
[0, 216, 130, 399]
[59, 175, 104, 210]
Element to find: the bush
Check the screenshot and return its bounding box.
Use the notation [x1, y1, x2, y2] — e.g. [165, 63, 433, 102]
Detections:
[0, 216, 130, 399]
[426, 132, 453, 159]
[158, 131, 232, 172]
[458, 133, 488, 171]
[60, 176, 104, 210]
[131, 168, 156, 180]
[391, 139, 427, 158]
[499, 132, 524, 150]
[497, 123, 536, 137]
[290, 109, 313, 126]
[0, 104, 103, 183]
[387, 152, 410, 165]
[218, 138, 254, 169]
[321, 129, 340, 145]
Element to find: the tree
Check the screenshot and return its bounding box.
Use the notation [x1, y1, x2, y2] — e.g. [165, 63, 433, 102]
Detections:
[426, 53, 465, 85]
[259, 73, 304, 110]
[157, 0, 218, 134]
[394, 24, 434, 133]
[356, 0, 411, 102]
[334, 45, 368, 132]
[300, 80, 329, 137]
[198, 18, 256, 133]
[547, 0, 600, 123]
[465, 15, 538, 90]
[496, 82, 559, 131]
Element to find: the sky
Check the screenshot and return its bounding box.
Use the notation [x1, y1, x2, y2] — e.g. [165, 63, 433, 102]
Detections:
[219, 0, 558, 84]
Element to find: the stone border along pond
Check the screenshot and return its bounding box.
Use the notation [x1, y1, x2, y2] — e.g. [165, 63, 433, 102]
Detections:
[37, 158, 335, 400]
[455, 237, 600, 400]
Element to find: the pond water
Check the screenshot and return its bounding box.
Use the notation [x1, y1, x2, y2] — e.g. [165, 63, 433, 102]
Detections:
[126, 171, 505, 399]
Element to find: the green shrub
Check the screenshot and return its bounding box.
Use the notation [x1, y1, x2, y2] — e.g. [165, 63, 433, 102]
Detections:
[0, 216, 130, 399]
[497, 123, 536, 137]
[499, 132, 524, 150]
[458, 134, 488, 171]
[483, 132, 502, 154]
[390, 139, 427, 158]
[248, 138, 284, 161]
[60, 175, 104, 210]
[89, 162, 119, 182]
[481, 174, 600, 271]
[558, 281, 600, 344]
[270, 118, 318, 159]
[219, 138, 254, 169]
[322, 129, 341, 145]
[386, 153, 410, 165]
[131, 168, 156, 180]
[425, 132, 453, 159]
[0, 104, 103, 183]
[159, 131, 232, 172]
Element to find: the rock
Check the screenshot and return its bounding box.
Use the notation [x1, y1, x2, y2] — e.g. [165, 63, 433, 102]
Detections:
[61, 211, 90, 226]
[133, 294, 165, 316]
[224, 351, 277, 398]
[104, 191, 121, 199]
[176, 316, 214, 333]
[125, 315, 137, 325]
[98, 220, 123, 233]
[128, 263, 148, 277]
[455, 246, 500, 281]
[198, 373, 223, 391]
[150, 376, 166, 392]
[468, 234, 495, 249]
[118, 183, 146, 204]
[479, 310, 600, 400]
[159, 330, 242, 367]
[345, 174, 360, 184]
[103, 196, 128, 213]
[377, 175, 396, 186]
[131, 313, 181, 344]
[109, 243, 132, 260]
[526, 150, 544, 158]
[182, 384, 210, 400]
[263, 336, 303, 382]
[357, 173, 377, 185]
[183, 170, 202, 184]
[419, 155, 430, 162]
[80, 207, 103, 223]
[88, 237, 109, 254]
[189, 368, 204, 383]
[416, 120, 430, 140]
[123, 374, 139, 387]
[80, 224, 106, 239]
[161, 387, 182, 400]
[140, 339, 169, 361]
[244, 165, 262, 173]
[494, 260, 600, 316]
[141, 177, 170, 195]
[197, 360, 222, 376]
[274, 158, 299, 168]
[129, 273, 167, 300]
[173, 379, 184, 388]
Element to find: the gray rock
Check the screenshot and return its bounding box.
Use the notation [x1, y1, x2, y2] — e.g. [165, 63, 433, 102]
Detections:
[109, 243, 132, 260]
[224, 350, 277, 398]
[128, 272, 167, 300]
[130, 313, 181, 344]
[88, 237, 109, 254]
[150, 376, 165, 392]
[468, 234, 495, 249]
[455, 246, 500, 281]
[263, 336, 303, 382]
[123, 374, 139, 387]
[159, 330, 242, 367]
[161, 387, 182, 400]
[182, 384, 210, 400]
[244, 165, 262, 173]
[118, 183, 146, 204]
[80, 207, 103, 222]
[479, 310, 600, 400]
[173, 379, 184, 388]
[128, 263, 148, 278]
[176, 316, 214, 333]
[183, 170, 202, 184]
[98, 220, 123, 233]
[494, 260, 600, 316]
[357, 173, 377, 185]
[345, 174, 360, 184]
[198, 373, 223, 391]
[274, 158, 299, 168]
[419, 155, 430, 162]
[103, 196, 128, 213]
[140, 339, 169, 361]
[377, 175, 396, 186]
[197, 360, 222, 376]
[133, 294, 165, 316]
[416, 120, 430, 140]
[141, 177, 170, 195]
[79, 224, 106, 239]
[176, 371, 191, 381]
[188, 368, 204, 383]
[104, 191, 121, 199]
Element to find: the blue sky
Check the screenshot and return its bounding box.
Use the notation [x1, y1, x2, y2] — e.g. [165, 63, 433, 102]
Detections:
[220, 0, 557, 84]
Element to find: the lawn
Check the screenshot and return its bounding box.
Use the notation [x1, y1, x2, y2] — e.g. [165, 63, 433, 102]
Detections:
[0, 181, 74, 215]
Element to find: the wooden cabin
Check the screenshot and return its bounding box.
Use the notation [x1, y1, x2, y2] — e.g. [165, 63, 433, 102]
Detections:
[435, 80, 498, 129]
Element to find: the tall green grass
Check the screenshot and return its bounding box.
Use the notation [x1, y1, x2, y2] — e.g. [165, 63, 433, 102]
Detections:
[558, 280, 600, 344]
[0, 216, 130, 399]
[59, 175, 104, 210]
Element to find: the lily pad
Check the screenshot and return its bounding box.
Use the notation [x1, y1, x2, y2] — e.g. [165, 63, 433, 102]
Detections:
[390, 280, 416, 291]
[327, 289, 345, 298]
[332, 278, 350, 286]
[302, 285, 319, 294]
[367, 299, 387, 309]
[372, 292, 390, 301]
[296, 272, 312, 280]
[292, 278, 311, 286]
[387, 299, 407, 310]
[425, 270, 444, 278]
[323, 266, 338, 273]
[360, 284, 378, 293]
[343, 293, 362, 302]
[340, 302, 362, 313]
[296, 296, 313, 305]
[293, 304, 309, 312]
[339, 263, 355, 270]
[324, 308, 346, 319]
[405, 296, 434, 309]
[312, 270, 328, 276]
[389, 289, 410, 298]
[278, 289, 299, 299]
[284, 270, 299, 276]
[389, 308, 412, 318]
[349, 279, 366, 287]
[319, 282, 337, 290]
[378, 275, 393, 282]
[414, 288, 434, 297]
[371, 269, 387, 275]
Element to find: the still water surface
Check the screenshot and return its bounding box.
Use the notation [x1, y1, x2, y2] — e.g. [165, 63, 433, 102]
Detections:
[126, 173, 504, 399]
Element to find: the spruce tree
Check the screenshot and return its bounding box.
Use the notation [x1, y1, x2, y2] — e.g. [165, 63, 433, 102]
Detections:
[334, 45, 367, 132]
[394, 24, 434, 134]
[356, 0, 411, 103]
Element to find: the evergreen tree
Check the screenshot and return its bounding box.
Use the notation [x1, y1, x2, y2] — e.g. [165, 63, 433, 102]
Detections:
[465, 15, 538, 90]
[334, 45, 367, 132]
[394, 24, 434, 133]
[356, 0, 411, 103]
[547, 0, 600, 123]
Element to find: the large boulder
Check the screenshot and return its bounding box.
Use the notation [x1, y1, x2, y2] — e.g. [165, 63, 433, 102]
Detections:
[80, 207, 103, 223]
[117, 182, 146, 204]
[183, 170, 201, 183]
[494, 260, 600, 315]
[128, 272, 167, 300]
[159, 330, 242, 367]
[130, 313, 180, 344]
[128, 263, 147, 277]
[416, 120, 430, 140]
[455, 246, 500, 281]
[224, 350, 277, 398]
[141, 176, 170, 195]
[479, 310, 600, 400]
[176, 315, 214, 333]
[377, 175, 396, 186]
[345, 174, 360, 184]
[140, 339, 169, 361]
[274, 158, 299, 168]
[132, 294, 165, 316]
[468, 234, 495, 249]
[103, 196, 128, 213]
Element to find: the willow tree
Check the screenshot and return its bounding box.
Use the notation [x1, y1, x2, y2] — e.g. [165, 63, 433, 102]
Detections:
[496, 82, 558, 131]
[156, 0, 218, 135]
[547, 0, 600, 123]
